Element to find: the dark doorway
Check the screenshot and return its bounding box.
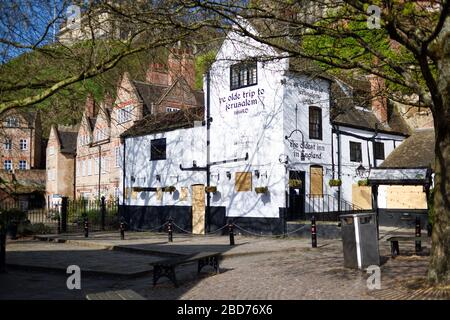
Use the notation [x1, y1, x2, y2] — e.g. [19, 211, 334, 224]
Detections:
[287, 170, 305, 221]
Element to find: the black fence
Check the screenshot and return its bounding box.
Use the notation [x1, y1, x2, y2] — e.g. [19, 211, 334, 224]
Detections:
[0, 197, 120, 235]
[302, 194, 366, 222]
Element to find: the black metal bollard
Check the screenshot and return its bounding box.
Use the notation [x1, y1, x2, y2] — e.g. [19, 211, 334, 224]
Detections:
[100, 196, 106, 231]
[57, 214, 61, 234]
[84, 217, 89, 238]
[415, 216, 421, 253]
[427, 223, 432, 237]
[119, 219, 125, 240]
[311, 216, 317, 248]
[228, 223, 235, 246]
[167, 219, 173, 243]
[0, 224, 6, 273]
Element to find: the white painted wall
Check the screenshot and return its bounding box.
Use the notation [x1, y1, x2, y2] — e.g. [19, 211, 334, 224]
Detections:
[121, 23, 408, 222]
[333, 125, 405, 205]
[123, 125, 206, 206]
[206, 24, 288, 218]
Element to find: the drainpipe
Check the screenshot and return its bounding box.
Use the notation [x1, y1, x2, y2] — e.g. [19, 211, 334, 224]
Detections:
[336, 125, 342, 212]
[122, 138, 126, 207]
[206, 70, 211, 233]
[73, 155, 76, 199]
[30, 127, 33, 168]
[98, 145, 102, 199]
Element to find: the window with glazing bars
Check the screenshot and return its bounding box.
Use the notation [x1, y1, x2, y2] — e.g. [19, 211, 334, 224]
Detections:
[230, 61, 257, 90]
[350, 141, 362, 162]
[309, 106, 322, 140]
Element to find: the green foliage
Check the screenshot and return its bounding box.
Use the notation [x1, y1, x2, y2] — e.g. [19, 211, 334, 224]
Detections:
[357, 179, 369, 186]
[255, 186, 269, 194]
[195, 50, 217, 90]
[0, 208, 27, 224]
[328, 179, 342, 187]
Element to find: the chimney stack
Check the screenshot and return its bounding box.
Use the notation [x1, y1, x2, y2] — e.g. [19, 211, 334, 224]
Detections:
[168, 47, 195, 88]
[145, 62, 168, 86]
[85, 93, 96, 118]
[369, 75, 388, 124]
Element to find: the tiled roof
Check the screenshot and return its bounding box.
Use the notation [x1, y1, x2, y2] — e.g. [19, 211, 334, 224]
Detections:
[330, 81, 411, 135]
[380, 129, 435, 169]
[132, 80, 168, 114]
[121, 107, 204, 138]
[56, 125, 79, 154]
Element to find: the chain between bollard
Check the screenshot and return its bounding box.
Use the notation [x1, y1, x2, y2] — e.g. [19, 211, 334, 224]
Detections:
[311, 216, 317, 248]
[167, 218, 173, 242]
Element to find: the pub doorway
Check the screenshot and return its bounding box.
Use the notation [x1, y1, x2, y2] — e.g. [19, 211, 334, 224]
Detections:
[287, 170, 306, 221]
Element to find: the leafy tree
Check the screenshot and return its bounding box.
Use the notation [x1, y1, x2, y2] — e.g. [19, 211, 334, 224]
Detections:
[187, 0, 450, 285]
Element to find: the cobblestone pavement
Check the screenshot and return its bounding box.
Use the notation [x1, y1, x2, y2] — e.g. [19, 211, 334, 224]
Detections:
[0, 236, 439, 300]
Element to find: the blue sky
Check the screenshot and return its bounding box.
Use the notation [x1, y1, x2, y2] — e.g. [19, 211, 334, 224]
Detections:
[0, 0, 71, 63]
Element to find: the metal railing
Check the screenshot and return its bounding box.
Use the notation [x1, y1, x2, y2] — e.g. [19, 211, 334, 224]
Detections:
[0, 197, 120, 234]
[303, 194, 365, 221]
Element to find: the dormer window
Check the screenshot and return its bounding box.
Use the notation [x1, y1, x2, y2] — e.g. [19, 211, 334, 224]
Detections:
[4, 117, 19, 127]
[230, 61, 257, 90]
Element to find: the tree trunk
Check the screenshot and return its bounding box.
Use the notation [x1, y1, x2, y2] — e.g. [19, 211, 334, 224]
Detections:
[428, 18, 450, 285]
[429, 126, 450, 285]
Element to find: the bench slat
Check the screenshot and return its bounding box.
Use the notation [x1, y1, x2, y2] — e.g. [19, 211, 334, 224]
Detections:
[152, 252, 221, 267]
[386, 236, 422, 242]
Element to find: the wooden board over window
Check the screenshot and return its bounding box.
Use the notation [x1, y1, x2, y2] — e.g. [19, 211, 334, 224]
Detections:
[386, 186, 427, 209]
[352, 184, 372, 209]
[310, 166, 323, 196]
[235, 172, 252, 192]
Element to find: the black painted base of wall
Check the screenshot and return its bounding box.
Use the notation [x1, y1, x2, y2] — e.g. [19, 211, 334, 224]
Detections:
[118, 205, 429, 235]
[119, 205, 285, 235]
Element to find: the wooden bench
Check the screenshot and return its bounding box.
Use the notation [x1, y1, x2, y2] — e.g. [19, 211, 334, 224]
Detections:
[386, 236, 422, 257]
[86, 289, 145, 300]
[151, 252, 221, 287]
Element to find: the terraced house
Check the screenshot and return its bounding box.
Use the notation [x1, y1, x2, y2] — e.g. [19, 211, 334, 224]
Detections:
[0, 110, 46, 208]
[74, 48, 203, 200]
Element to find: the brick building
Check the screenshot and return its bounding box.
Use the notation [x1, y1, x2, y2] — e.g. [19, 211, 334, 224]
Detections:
[45, 124, 79, 205]
[1, 110, 44, 171]
[74, 48, 203, 200]
[0, 109, 46, 207]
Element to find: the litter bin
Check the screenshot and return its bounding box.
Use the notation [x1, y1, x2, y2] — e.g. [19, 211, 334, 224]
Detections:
[340, 213, 380, 269]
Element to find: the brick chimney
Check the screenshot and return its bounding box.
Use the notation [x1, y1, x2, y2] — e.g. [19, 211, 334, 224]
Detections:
[145, 62, 168, 86]
[168, 47, 195, 88]
[85, 93, 95, 118]
[368, 75, 388, 124]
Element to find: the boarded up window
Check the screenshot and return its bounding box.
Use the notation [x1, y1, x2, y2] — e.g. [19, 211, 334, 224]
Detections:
[352, 184, 372, 209]
[235, 172, 252, 192]
[310, 166, 323, 196]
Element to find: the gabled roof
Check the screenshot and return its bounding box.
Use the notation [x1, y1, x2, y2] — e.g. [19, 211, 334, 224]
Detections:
[330, 81, 411, 136]
[56, 125, 79, 154]
[0, 109, 38, 127]
[132, 80, 168, 114]
[380, 129, 435, 170]
[121, 107, 204, 138]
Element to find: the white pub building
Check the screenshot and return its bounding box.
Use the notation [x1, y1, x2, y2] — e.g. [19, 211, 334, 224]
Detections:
[120, 23, 410, 234]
